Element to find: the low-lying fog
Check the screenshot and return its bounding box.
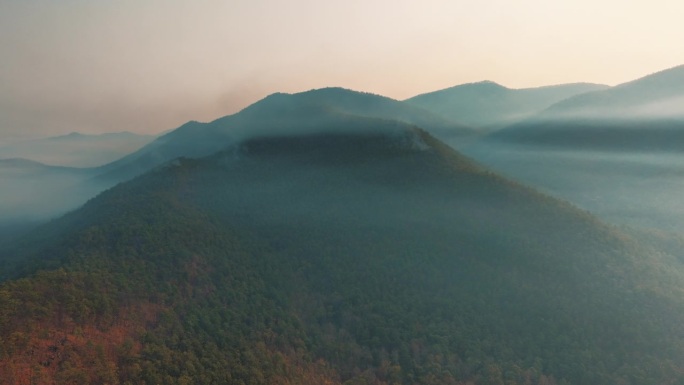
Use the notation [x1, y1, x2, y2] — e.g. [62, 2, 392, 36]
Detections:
[462, 141, 684, 232]
[0, 132, 155, 168]
[0, 160, 109, 242]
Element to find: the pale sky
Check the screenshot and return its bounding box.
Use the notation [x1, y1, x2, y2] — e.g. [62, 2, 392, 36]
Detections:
[1, 0, 683, 140]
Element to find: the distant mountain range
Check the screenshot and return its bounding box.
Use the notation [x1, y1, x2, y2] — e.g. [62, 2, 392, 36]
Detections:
[3, 115, 684, 384]
[540, 64, 684, 119]
[486, 65, 684, 150]
[3, 65, 684, 384]
[459, 65, 684, 234]
[3, 65, 684, 224]
[405, 81, 607, 129]
[0, 131, 154, 168]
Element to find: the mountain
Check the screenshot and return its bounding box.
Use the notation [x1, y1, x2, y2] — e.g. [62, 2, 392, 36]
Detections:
[458, 66, 684, 234]
[0, 157, 75, 174]
[460, 139, 684, 232]
[540, 64, 684, 119]
[405, 81, 607, 129]
[0, 131, 155, 168]
[2, 116, 684, 384]
[97, 87, 474, 182]
[485, 65, 684, 150]
[0, 88, 472, 226]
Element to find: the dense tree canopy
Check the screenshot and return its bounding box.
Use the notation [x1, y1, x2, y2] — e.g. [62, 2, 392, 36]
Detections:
[2, 128, 684, 384]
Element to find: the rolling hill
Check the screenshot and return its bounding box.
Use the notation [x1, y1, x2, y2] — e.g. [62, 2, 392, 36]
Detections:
[405, 81, 607, 129]
[2, 115, 684, 384]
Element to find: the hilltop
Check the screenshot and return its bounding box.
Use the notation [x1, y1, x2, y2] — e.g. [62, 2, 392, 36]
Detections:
[2, 118, 684, 384]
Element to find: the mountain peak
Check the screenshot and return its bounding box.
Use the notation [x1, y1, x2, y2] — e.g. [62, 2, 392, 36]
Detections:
[405, 81, 605, 128]
[253, 87, 377, 105]
[99, 89, 472, 184]
[442, 80, 509, 93]
[227, 86, 470, 137]
[538, 64, 684, 119]
[474, 80, 505, 86]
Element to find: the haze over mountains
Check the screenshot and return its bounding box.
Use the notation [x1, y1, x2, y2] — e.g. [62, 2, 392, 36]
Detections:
[461, 65, 684, 231]
[3, 117, 684, 384]
[2, 65, 684, 229]
[0, 131, 154, 168]
[0, 159, 100, 223]
[0, 131, 153, 222]
[98, 87, 473, 181]
[405, 81, 607, 129]
[487, 65, 684, 150]
[0, 87, 472, 228]
[540, 64, 684, 119]
[0, 133, 155, 223]
[1, 64, 684, 384]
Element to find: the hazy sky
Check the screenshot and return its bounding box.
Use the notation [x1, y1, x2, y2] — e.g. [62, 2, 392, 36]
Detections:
[1, 0, 683, 140]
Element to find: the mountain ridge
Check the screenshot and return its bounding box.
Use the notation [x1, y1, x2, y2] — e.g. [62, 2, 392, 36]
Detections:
[481, 64, 684, 151]
[539, 64, 684, 119]
[2, 125, 684, 384]
[405, 81, 608, 128]
[94, 87, 474, 183]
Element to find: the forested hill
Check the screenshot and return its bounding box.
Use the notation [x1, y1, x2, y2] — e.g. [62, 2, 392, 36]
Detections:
[2, 122, 684, 385]
[97, 87, 471, 183]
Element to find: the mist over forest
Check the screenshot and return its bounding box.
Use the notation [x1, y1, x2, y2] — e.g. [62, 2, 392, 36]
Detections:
[1, 63, 684, 385]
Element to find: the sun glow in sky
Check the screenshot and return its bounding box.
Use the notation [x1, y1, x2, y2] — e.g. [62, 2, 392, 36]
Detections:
[1, 0, 683, 139]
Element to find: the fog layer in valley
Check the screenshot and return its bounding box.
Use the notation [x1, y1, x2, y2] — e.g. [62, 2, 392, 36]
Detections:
[3, 65, 684, 244]
[0, 132, 155, 236]
[456, 65, 684, 234]
[0, 131, 155, 168]
[462, 141, 684, 232]
[0, 159, 105, 223]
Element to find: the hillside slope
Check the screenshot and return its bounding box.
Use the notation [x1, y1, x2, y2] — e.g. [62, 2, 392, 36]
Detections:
[2, 118, 684, 385]
[0, 89, 470, 225]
